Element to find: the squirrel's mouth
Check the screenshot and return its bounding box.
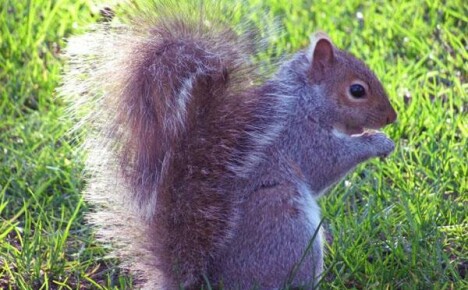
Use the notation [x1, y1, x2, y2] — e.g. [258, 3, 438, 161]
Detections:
[345, 127, 364, 135]
[333, 125, 380, 137]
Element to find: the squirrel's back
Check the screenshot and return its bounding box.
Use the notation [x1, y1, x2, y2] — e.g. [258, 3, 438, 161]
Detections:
[62, 1, 289, 288]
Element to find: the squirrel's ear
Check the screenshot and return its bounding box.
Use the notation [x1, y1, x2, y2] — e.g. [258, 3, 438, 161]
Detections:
[308, 32, 335, 72]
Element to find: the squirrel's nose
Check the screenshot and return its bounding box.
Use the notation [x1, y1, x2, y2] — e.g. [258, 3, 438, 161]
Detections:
[386, 108, 397, 124]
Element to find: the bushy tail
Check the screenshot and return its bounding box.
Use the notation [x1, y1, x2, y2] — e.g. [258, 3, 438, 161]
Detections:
[61, 0, 287, 288]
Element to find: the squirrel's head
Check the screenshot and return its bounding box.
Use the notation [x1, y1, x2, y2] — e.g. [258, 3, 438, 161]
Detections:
[307, 32, 397, 135]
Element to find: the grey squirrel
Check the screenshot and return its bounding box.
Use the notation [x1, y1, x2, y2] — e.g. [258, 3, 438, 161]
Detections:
[62, 1, 397, 289]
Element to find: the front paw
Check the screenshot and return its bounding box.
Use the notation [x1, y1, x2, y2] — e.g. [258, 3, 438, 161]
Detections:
[364, 132, 395, 158]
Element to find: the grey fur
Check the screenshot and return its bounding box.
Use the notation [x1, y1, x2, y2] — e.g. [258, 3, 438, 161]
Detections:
[61, 1, 396, 289]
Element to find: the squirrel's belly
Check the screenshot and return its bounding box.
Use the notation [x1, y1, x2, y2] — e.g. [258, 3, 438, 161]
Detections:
[210, 183, 323, 289]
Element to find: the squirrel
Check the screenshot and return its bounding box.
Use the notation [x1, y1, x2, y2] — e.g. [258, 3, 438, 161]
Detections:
[62, 1, 397, 289]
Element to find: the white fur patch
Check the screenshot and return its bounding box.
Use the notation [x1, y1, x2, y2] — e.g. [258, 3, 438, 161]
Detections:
[331, 128, 350, 139]
[163, 74, 195, 134]
[174, 75, 194, 127]
[296, 182, 322, 239]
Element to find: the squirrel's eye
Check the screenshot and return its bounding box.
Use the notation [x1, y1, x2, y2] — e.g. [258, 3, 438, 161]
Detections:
[349, 84, 366, 98]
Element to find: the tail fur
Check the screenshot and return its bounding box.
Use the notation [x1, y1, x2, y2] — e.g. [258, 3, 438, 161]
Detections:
[61, 1, 288, 288]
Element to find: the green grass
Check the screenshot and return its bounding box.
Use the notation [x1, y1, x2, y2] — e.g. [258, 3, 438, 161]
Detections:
[0, 0, 466, 289]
